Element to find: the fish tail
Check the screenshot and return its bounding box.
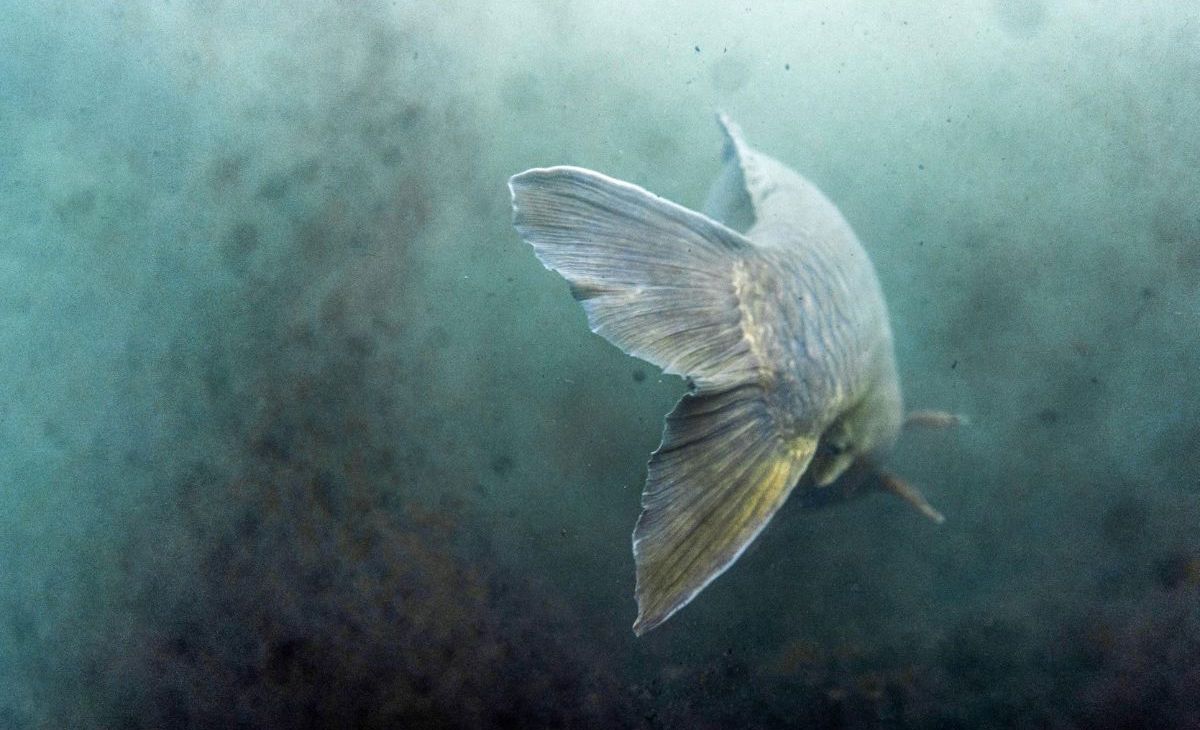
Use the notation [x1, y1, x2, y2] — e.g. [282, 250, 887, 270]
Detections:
[509, 167, 816, 634]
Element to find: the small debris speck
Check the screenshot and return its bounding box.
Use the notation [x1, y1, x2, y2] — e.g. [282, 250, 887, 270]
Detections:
[785, 63, 791, 70]
[694, 45, 701, 53]
[918, 163, 925, 170]
[951, 360, 959, 369]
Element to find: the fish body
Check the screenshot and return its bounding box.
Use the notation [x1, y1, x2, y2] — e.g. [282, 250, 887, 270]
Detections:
[510, 114, 930, 635]
[705, 118, 903, 486]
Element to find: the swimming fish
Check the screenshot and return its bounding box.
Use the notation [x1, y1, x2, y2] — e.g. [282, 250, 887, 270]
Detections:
[509, 114, 958, 635]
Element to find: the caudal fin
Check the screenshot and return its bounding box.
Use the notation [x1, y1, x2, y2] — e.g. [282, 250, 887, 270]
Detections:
[510, 167, 818, 634]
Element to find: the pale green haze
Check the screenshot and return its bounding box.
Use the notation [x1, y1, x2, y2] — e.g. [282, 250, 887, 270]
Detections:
[1, 1, 1197, 727]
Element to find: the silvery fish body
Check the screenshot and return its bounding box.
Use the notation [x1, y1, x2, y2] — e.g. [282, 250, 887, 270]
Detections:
[510, 114, 942, 635]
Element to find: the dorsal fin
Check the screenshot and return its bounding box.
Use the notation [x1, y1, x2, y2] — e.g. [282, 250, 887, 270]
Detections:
[704, 113, 857, 249]
[701, 113, 756, 232]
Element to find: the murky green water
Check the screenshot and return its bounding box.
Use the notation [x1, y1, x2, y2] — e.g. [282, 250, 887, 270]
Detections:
[1, 2, 1198, 727]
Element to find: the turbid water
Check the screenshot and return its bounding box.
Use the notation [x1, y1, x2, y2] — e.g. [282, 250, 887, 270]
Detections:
[1, 2, 1198, 727]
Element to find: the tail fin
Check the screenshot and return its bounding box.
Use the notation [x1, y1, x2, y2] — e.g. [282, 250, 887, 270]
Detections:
[510, 167, 817, 634]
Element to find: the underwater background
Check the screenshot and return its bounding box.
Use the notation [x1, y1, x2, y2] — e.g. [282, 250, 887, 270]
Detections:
[1, 1, 1198, 727]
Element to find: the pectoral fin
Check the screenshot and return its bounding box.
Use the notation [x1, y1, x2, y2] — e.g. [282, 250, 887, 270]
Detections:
[904, 410, 970, 430]
[878, 471, 945, 524]
[633, 386, 816, 635]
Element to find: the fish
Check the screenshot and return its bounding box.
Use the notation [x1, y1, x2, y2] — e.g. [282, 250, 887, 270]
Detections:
[509, 114, 959, 635]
